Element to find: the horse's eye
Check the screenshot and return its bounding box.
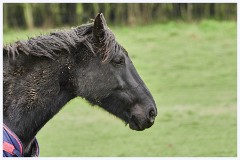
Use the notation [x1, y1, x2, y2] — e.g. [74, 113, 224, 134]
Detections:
[112, 57, 125, 66]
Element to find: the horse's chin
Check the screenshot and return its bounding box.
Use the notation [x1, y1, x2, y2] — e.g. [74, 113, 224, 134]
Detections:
[128, 121, 145, 131]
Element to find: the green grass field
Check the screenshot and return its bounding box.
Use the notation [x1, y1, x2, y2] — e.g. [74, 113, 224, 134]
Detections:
[3, 20, 237, 157]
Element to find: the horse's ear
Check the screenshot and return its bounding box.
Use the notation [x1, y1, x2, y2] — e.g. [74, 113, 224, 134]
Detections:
[93, 13, 107, 42]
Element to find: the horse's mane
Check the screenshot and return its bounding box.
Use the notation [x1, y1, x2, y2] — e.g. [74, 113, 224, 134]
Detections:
[3, 23, 118, 63]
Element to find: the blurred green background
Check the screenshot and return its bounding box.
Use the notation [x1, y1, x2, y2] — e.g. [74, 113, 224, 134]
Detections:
[3, 3, 237, 157]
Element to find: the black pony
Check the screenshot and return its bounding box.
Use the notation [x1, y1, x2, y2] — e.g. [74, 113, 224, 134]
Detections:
[3, 13, 157, 156]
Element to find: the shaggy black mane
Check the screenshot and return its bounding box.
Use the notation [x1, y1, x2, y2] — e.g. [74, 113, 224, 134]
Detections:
[3, 23, 119, 63]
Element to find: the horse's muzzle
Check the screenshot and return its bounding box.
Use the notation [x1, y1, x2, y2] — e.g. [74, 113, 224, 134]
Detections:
[128, 105, 157, 131]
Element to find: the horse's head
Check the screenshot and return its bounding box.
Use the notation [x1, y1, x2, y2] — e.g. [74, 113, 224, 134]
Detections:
[72, 13, 157, 131]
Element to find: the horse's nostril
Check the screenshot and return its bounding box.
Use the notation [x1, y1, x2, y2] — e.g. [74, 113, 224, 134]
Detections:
[149, 109, 155, 117]
[148, 109, 156, 123]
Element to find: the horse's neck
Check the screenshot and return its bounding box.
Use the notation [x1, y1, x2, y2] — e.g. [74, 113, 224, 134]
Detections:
[3, 56, 75, 155]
